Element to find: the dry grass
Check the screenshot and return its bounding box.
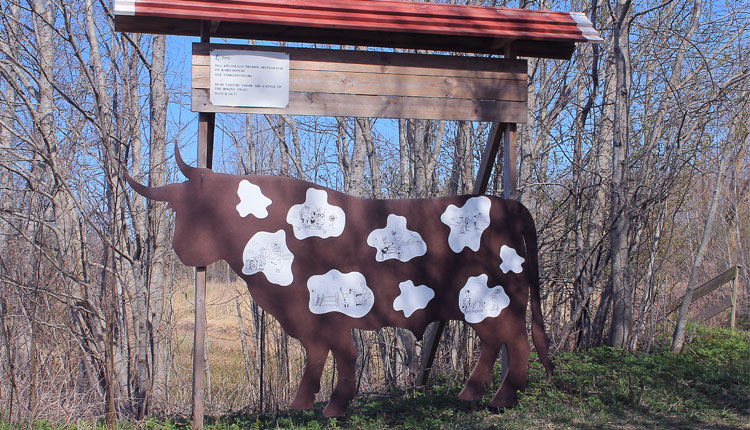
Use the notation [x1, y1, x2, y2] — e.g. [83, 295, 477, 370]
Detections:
[168, 280, 341, 415]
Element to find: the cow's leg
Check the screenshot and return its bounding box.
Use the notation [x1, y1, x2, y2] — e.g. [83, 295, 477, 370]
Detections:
[458, 323, 502, 401]
[289, 339, 329, 410]
[322, 334, 357, 417]
[490, 324, 530, 409]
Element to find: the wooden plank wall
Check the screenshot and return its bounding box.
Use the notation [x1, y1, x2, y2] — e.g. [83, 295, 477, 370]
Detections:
[192, 43, 527, 122]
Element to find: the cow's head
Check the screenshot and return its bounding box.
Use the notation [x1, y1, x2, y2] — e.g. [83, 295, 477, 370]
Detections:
[125, 144, 232, 267]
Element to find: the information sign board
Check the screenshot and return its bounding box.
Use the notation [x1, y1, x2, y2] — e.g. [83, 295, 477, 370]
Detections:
[210, 49, 289, 108]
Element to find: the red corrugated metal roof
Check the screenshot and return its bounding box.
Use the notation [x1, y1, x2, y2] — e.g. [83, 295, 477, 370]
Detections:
[114, 0, 601, 59]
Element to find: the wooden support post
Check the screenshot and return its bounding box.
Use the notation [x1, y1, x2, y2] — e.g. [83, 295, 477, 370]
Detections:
[193, 21, 215, 430]
[730, 267, 739, 330]
[416, 322, 445, 390]
[192, 266, 207, 430]
[474, 123, 504, 195]
[502, 122, 517, 199]
[498, 45, 518, 381]
[498, 122, 516, 382]
[417, 45, 520, 393]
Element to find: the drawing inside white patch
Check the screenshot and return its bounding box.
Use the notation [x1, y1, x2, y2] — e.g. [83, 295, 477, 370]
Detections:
[499, 245, 525, 274]
[366, 214, 427, 262]
[393, 280, 435, 318]
[307, 270, 374, 318]
[440, 196, 491, 253]
[241, 230, 294, 286]
[236, 180, 272, 218]
[287, 188, 346, 239]
[459, 274, 510, 324]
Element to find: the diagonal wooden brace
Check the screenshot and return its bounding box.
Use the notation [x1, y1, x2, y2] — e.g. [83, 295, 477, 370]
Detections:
[417, 120, 517, 389]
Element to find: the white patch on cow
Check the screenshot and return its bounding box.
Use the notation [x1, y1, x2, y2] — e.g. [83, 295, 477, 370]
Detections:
[458, 274, 510, 324]
[440, 196, 491, 253]
[236, 180, 272, 218]
[393, 280, 434, 318]
[366, 214, 427, 262]
[241, 230, 294, 286]
[286, 188, 346, 239]
[307, 270, 374, 318]
[499, 245, 525, 274]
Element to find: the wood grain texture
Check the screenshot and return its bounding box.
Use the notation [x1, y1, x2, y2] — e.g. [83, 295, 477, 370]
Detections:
[193, 67, 525, 100]
[192, 44, 527, 77]
[667, 266, 740, 315]
[192, 44, 527, 122]
[193, 89, 526, 122]
[693, 297, 732, 324]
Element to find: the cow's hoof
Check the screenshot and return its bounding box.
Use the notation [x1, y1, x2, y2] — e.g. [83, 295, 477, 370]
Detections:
[489, 391, 517, 409]
[458, 378, 488, 401]
[289, 395, 314, 410]
[322, 402, 347, 417]
[458, 386, 483, 401]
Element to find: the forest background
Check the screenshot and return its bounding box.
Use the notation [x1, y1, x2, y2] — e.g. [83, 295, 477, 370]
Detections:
[0, 0, 748, 424]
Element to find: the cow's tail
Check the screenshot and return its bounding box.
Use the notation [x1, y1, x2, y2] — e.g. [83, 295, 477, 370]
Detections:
[521, 204, 554, 383]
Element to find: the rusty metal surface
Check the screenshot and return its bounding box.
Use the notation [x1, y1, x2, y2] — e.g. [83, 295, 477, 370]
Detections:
[126, 146, 553, 416]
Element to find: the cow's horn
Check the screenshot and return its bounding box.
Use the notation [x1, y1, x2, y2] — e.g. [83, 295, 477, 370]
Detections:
[175, 142, 198, 179]
[124, 168, 180, 202]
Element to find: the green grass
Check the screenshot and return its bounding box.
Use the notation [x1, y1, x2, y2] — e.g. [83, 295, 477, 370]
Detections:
[3, 326, 748, 429]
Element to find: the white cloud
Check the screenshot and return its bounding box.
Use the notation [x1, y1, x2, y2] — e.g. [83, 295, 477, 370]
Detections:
[286, 188, 346, 239]
[458, 274, 510, 323]
[499, 245, 525, 274]
[307, 270, 374, 318]
[241, 230, 294, 286]
[393, 280, 435, 318]
[366, 214, 427, 262]
[440, 196, 491, 253]
[236, 180, 272, 218]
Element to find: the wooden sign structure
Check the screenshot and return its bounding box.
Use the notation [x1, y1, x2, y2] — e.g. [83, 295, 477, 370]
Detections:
[192, 44, 528, 122]
[115, 0, 601, 426]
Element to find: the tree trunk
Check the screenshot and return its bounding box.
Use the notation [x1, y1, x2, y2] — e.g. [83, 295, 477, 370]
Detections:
[607, 0, 634, 349]
[671, 143, 730, 352]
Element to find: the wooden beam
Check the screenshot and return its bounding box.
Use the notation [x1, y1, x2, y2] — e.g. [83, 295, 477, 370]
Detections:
[197, 111, 215, 168]
[502, 44, 518, 200]
[502, 122, 517, 199]
[473, 123, 504, 195]
[192, 266, 207, 430]
[416, 322, 444, 390]
[192, 116, 214, 429]
[730, 268, 740, 329]
[192, 69, 526, 101]
[193, 90, 526, 122]
[497, 45, 518, 380]
[192, 22, 214, 430]
[692, 297, 732, 324]
[192, 44, 528, 78]
[667, 266, 740, 315]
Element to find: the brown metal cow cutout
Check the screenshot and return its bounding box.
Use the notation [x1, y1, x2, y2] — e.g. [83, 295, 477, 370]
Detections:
[126, 146, 553, 417]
